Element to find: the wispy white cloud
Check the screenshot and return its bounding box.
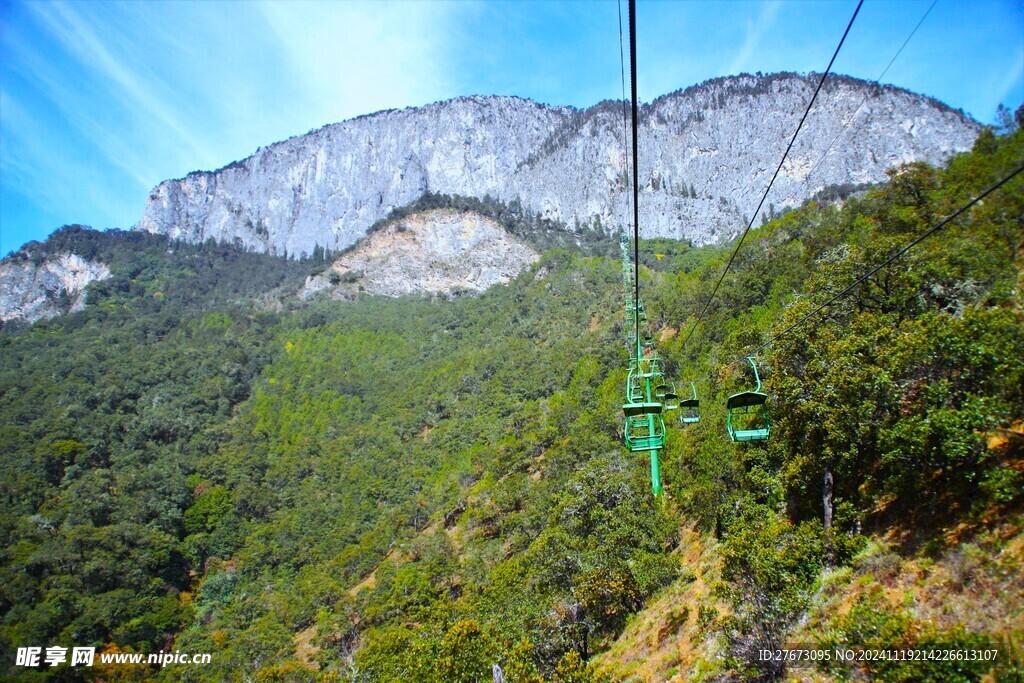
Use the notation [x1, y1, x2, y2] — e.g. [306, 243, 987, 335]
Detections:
[995, 52, 1024, 111]
[0, 84, 137, 232]
[727, 0, 782, 76]
[25, 1, 216, 169]
[1, 0, 1021, 254]
[258, 0, 457, 125]
[2, 27, 153, 190]
[1, 0, 460, 250]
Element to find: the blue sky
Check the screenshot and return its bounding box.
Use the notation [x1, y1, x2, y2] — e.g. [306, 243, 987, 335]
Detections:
[1, 0, 1022, 254]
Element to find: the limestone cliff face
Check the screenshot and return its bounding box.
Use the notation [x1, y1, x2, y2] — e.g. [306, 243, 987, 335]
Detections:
[0, 253, 111, 323]
[135, 74, 979, 255]
[137, 96, 567, 257]
[300, 209, 539, 299]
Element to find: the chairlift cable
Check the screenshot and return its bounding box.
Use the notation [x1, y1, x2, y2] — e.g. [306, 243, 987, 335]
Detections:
[718, 160, 1024, 371]
[617, 0, 631, 245]
[617, 0, 668, 493]
[680, 0, 865, 352]
[802, 0, 937, 191]
[629, 0, 642, 357]
[744, 161, 1024, 358]
[617, 0, 636, 353]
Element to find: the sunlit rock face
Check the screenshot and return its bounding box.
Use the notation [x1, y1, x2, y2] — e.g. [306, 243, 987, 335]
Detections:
[299, 209, 539, 299]
[0, 253, 111, 323]
[135, 74, 979, 255]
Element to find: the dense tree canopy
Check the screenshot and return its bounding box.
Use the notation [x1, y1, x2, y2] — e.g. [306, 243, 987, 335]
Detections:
[1, 128, 1021, 681]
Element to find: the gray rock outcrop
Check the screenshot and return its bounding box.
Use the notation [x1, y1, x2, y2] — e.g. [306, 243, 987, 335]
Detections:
[0, 253, 111, 323]
[300, 209, 539, 299]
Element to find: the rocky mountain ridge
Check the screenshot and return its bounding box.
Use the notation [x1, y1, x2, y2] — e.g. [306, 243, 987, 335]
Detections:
[135, 72, 980, 256]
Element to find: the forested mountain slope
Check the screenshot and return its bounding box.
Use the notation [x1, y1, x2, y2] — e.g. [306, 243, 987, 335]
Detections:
[1, 126, 1021, 682]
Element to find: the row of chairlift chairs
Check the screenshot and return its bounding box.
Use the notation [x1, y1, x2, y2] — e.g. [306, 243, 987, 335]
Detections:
[622, 355, 770, 450]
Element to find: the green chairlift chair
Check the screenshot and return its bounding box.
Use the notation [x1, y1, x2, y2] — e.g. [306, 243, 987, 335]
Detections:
[679, 381, 700, 424]
[657, 381, 680, 411]
[623, 405, 666, 452]
[725, 358, 769, 442]
[622, 357, 667, 452]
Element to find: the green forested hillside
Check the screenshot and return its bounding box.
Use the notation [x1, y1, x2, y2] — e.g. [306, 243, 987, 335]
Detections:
[1, 128, 1022, 682]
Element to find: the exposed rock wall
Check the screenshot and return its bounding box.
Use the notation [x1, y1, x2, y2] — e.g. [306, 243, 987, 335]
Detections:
[0, 253, 111, 323]
[300, 209, 539, 299]
[135, 74, 980, 255]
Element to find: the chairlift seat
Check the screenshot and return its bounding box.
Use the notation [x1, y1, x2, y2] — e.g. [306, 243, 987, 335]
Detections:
[731, 426, 771, 442]
[725, 390, 769, 442]
[678, 382, 701, 424]
[624, 413, 666, 451]
[623, 401, 663, 417]
[678, 397, 700, 423]
[726, 390, 768, 410]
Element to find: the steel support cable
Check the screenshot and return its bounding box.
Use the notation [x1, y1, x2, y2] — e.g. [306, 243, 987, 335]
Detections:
[618, 0, 631, 214]
[680, 0, 865, 352]
[617, 0, 635, 352]
[736, 0, 933, 324]
[720, 160, 1024, 372]
[802, 0, 937, 190]
[629, 0, 641, 357]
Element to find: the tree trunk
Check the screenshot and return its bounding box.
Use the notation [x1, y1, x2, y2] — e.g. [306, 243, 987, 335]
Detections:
[823, 467, 834, 533]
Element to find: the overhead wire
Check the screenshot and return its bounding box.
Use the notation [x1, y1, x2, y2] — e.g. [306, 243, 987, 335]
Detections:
[719, 160, 1024, 371]
[691, 0, 1022, 382]
[717, 0, 937, 373]
[616, 0, 639, 354]
[801, 0, 937, 192]
[614, 0, 630, 216]
[679, 0, 865, 352]
[603, 1, 1019, 451]
[629, 0, 641, 355]
[611, 0, 1010, 409]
